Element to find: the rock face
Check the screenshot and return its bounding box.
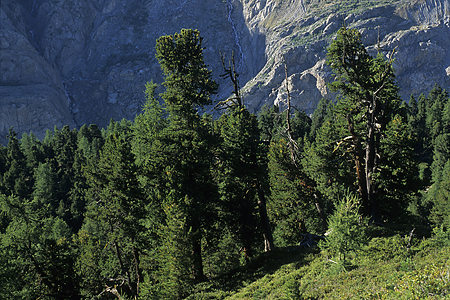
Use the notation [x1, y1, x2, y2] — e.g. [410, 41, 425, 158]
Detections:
[1, 0, 450, 143]
[240, 0, 450, 112]
[1, 0, 75, 144]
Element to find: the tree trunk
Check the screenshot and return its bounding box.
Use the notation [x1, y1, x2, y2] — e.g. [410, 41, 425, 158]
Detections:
[347, 115, 370, 215]
[192, 237, 205, 282]
[314, 194, 327, 229]
[114, 240, 134, 296]
[132, 244, 141, 297]
[256, 179, 275, 252]
[365, 121, 375, 215]
[365, 94, 382, 219]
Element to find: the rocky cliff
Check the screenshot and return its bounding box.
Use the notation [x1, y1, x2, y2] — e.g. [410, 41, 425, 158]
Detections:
[1, 0, 450, 144]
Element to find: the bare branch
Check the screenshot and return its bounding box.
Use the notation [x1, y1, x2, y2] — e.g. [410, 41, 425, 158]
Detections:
[217, 51, 243, 111]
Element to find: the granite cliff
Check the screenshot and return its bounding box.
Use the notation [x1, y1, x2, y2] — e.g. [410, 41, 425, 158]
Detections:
[1, 0, 450, 143]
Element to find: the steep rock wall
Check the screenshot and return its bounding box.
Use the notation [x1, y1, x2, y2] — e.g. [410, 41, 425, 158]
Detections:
[1, 0, 75, 145]
[1, 0, 450, 144]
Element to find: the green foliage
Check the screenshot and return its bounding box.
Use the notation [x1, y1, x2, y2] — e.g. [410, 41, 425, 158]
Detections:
[310, 26, 417, 220]
[365, 234, 412, 262]
[2, 129, 32, 198]
[257, 104, 281, 142]
[143, 28, 220, 297]
[186, 231, 449, 299]
[0, 193, 79, 299]
[257, 104, 311, 145]
[268, 138, 324, 246]
[74, 230, 105, 298]
[2, 27, 450, 299]
[429, 159, 450, 228]
[132, 80, 167, 167]
[375, 114, 419, 219]
[418, 85, 450, 226]
[83, 133, 146, 298]
[214, 106, 262, 261]
[32, 162, 58, 212]
[77, 124, 104, 161]
[155, 28, 218, 116]
[302, 102, 353, 208]
[392, 261, 450, 299]
[309, 97, 330, 142]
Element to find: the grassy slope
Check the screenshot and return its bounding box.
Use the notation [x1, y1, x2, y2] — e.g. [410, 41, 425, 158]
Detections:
[188, 226, 450, 299]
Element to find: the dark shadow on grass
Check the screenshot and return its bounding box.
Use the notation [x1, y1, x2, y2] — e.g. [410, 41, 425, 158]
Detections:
[200, 245, 320, 295]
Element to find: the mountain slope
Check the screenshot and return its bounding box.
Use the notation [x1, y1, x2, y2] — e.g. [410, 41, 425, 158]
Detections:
[1, 0, 450, 143]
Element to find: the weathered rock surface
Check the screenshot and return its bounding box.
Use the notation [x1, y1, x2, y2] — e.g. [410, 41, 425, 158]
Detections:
[240, 0, 450, 112]
[1, 0, 75, 144]
[1, 0, 450, 143]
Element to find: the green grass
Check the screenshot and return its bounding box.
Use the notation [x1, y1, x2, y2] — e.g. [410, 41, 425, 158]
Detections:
[188, 226, 450, 299]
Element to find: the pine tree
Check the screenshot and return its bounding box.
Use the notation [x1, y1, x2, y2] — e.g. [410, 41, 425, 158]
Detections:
[430, 159, 450, 228]
[132, 80, 167, 167]
[216, 52, 275, 257]
[375, 114, 419, 217]
[302, 102, 353, 209]
[2, 129, 32, 198]
[258, 104, 282, 142]
[214, 106, 264, 261]
[20, 132, 44, 170]
[0, 144, 5, 196]
[32, 162, 58, 213]
[84, 133, 146, 298]
[264, 78, 324, 244]
[325, 26, 414, 218]
[309, 98, 331, 142]
[268, 138, 325, 246]
[77, 124, 104, 161]
[0, 193, 79, 299]
[144, 29, 219, 296]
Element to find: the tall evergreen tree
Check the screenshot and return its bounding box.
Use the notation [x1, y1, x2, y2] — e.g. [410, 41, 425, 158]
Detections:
[132, 80, 167, 167]
[268, 137, 325, 245]
[258, 104, 282, 142]
[217, 52, 274, 256]
[309, 98, 330, 142]
[32, 162, 58, 213]
[20, 132, 44, 171]
[302, 101, 353, 209]
[145, 29, 218, 296]
[430, 159, 450, 228]
[215, 106, 265, 260]
[263, 70, 323, 244]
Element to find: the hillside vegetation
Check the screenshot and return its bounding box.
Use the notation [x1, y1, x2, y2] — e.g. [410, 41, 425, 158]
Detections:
[1, 27, 450, 299]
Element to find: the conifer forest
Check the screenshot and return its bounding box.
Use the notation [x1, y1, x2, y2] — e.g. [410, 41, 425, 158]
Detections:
[1, 28, 450, 299]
